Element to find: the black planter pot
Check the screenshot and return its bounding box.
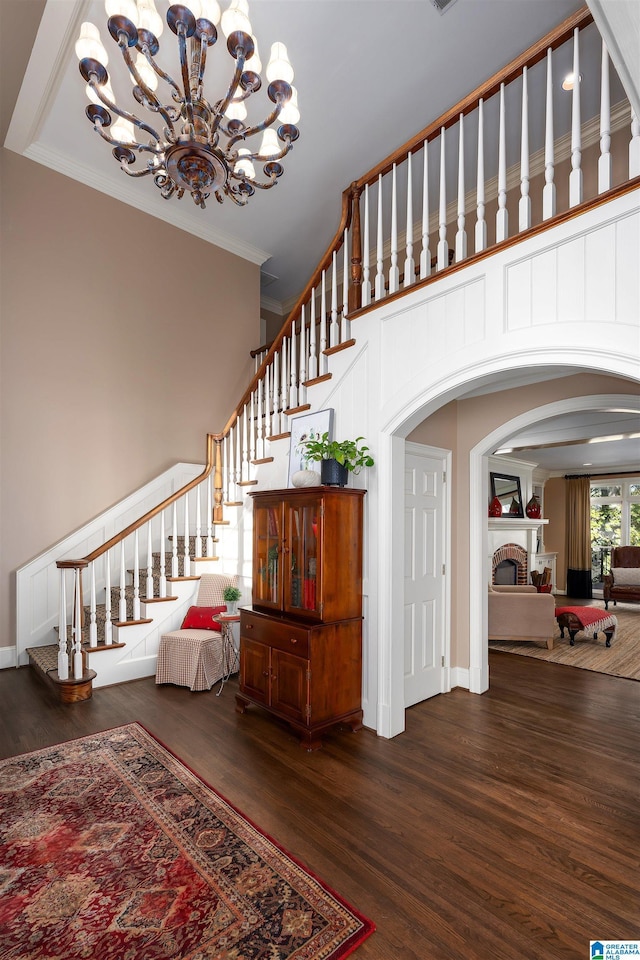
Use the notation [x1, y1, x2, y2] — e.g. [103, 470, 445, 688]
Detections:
[321, 459, 348, 487]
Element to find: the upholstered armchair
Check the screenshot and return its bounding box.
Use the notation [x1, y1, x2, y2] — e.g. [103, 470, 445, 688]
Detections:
[603, 547, 640, 609]
[488, 584, 556, 649]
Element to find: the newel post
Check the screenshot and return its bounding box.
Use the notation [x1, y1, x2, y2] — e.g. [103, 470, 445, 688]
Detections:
[348, 183, 363, 314]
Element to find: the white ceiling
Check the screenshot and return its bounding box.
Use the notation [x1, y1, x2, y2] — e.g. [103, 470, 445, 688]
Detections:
[6, 0, 590, 308]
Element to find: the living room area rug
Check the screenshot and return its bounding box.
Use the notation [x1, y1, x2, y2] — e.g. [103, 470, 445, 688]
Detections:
[489, 601, 640, 681]
[0, 723, 374, 960]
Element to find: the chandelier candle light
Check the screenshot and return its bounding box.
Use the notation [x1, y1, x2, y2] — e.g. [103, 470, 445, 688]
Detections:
[76, 0, 300, 207]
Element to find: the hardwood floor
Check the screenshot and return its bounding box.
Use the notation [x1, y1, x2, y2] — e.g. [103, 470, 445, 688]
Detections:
[1, 654, 638, 959]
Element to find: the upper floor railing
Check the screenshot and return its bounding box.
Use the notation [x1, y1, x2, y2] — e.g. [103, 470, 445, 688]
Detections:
[53, 6, 639, 679]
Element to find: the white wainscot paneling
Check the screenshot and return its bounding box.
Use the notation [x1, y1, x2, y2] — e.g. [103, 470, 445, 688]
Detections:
[615, 210, 640, 322]
[585, 221, 617, 324]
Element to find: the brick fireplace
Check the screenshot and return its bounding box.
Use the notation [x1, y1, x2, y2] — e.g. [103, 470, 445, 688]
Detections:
[488, 518, 548, 587]
[492, 543, 528, 585]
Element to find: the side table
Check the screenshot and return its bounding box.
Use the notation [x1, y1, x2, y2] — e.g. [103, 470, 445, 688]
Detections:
[213, 614, 240, 695]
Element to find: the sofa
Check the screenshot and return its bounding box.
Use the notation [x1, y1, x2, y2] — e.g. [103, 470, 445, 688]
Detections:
[488, 584, 556, 649]
[603, 546, 640, 610]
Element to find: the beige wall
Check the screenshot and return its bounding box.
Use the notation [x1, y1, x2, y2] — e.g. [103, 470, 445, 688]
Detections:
[408, 372, 637, 667]
[0, 150, 260, 647]
[260, 308, 285, 345]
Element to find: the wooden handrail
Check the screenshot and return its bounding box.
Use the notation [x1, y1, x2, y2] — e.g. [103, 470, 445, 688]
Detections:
[354, 7, 594, 188]
[57, 433, 221, 570]
[221, 185, 356, 436]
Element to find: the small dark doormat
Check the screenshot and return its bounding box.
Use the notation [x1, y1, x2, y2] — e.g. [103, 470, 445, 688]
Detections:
[0, 723, 374, 959]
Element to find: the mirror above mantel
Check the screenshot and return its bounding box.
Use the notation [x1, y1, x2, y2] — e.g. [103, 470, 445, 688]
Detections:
[489, 472, 523, 517]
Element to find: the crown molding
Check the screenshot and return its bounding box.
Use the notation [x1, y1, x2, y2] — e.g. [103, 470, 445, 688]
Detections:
[23, 141, 271, 265]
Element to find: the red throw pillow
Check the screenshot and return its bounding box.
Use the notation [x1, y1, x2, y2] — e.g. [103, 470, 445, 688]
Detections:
[180, 605, 226, 631]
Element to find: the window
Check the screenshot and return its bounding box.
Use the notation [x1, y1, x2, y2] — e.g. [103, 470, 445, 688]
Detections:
[590, 478, 640, 583]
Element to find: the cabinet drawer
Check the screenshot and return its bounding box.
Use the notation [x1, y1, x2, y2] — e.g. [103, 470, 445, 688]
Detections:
[242, 613, 310, 658]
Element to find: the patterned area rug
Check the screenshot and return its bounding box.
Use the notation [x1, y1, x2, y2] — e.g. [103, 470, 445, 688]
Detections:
[489, 601, 640, 680]
[0, 723, 374, 959]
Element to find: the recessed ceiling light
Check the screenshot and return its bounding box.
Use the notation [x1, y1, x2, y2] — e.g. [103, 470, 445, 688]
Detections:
[562, 72, 582, 91]
[583, 462, 592, 466]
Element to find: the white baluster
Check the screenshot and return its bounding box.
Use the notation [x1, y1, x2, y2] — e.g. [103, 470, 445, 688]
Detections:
[420, 140, 431, 278]
[629, 110, 640, 178]
[519, 67, 531, 232]
[342, 230, 350, 341]
[171, 503, 179, 577]
[308, 287, 318, 379]
[146, 522, 154, 598]
[227, 428, 235, 499]
[280, 339, 288, 431]
[182, 493, 190, 577]
[195, 486, 202, 557]
[235, 412, 242, 487]
[330, 251, 340, 346]
[89, 561, 97, 646]
[404, 152, 415, 287]
[256, 376, 264, 459]
[543, 48, 556, 220]
[58, 570, 69, 679]
[569, 27, 583, 207]
[206, 475, 214, 556]
[250, 389, 257, 462]
[598, 40, 612, 194]
[119, 540, 128, 621]
[104, 552, 113, 643]
[375, 174, 385, 300]
[437, 127, 448, 269]
[299, 305, 307, 402]
[264, 367, 272, 443]
[496, 83, 508, 242]
[159, 511, 167, 598]
[289, 320, 298, 408]
[241, 405, 249, 482]
[389, 163, 399, 293]
[271, 351, 280, 432]
[475, 100, 487, 253]
[132, 529, 141, 619]
[362, 184, 372, 305]
[320, 270, 328, 374]
[73, 568, 83, 679]
[455, 115, 467, 261]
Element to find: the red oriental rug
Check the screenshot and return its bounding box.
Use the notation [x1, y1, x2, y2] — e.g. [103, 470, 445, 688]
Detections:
[0, 723, 374, 960]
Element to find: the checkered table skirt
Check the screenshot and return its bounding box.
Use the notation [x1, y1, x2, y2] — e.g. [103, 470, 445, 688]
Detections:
[156, 629, 228, 692]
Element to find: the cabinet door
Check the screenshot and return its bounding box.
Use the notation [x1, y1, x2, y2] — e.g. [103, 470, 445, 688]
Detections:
[271, 649, 309, 722]
[283, 495, 322, 619]
[252, 501, 282, 610]
[240, 638, 270, 705]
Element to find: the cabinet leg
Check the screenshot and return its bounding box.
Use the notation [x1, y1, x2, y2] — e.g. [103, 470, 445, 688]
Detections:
[235, 694, 249, 714]
[344, 712, 363, 733]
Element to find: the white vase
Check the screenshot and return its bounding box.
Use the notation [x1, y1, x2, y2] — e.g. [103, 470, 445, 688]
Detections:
[292, 469, 321, 487]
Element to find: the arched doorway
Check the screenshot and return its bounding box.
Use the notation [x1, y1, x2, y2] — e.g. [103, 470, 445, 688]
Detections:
[380, 368, 640, 741]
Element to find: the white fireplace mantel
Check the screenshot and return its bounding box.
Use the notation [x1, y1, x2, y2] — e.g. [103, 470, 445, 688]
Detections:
[488, 519, 549, 532]
[488, 518, 550, 584]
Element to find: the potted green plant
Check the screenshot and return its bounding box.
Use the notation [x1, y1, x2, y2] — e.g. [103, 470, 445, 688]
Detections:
[298, 432, 374, 487]
[223, 585, 241, 615]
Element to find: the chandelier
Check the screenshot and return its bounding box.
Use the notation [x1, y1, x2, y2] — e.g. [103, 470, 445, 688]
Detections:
[76, 0, 300, 208]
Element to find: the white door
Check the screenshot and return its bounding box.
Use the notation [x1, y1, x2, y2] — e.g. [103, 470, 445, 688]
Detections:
[404, 444, 449, 707]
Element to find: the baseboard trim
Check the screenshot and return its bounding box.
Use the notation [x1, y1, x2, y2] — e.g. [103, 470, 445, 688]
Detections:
[0, 646, 17, 670]
[450, 666, 470, 690]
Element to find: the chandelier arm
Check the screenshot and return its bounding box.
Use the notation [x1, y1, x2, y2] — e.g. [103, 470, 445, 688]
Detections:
[195, 35, 208, 98]
[119, 44, 177, 138]
[139, 49, 182, 105]
[237, 142, 291, 164]
[226, 103, 283, 150]
[93, 123, 163, 157]
[210, 55, 246, 141]
[118, 163, 155, 178]
[176, 28, 196, 131]
[87, 82, 163, 147]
